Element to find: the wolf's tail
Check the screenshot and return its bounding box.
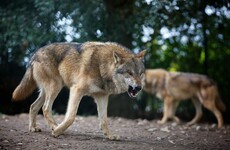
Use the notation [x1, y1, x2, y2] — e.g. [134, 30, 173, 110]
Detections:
[12, 66, 37, 101]
[200, 82, 226, 112]
[215, 88, 226, 112]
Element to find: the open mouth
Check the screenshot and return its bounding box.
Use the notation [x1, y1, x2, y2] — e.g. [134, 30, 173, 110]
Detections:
[127, 85, 142, 98]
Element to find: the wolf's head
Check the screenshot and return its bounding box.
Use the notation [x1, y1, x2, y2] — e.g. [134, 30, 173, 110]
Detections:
[112, 50, 146, 98]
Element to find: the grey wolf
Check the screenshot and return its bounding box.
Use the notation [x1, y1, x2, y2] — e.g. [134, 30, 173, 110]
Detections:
[144, 69, 225, 128]
[12, 42, 146, 139]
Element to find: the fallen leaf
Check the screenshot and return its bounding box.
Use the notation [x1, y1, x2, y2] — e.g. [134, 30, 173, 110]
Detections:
[168, 140, 175, 144]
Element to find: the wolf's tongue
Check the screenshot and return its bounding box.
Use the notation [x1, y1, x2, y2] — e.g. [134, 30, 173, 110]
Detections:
[128, 86, 138, 98]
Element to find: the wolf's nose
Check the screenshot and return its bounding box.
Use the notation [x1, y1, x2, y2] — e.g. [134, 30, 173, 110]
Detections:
[134, 86, 142, 92]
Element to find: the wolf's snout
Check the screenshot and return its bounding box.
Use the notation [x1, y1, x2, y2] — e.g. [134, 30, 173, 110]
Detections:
[127, 85, 142, 98]
[134, 86, 142, 92]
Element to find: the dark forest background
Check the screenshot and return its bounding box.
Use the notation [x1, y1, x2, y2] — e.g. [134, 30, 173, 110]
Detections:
[0, 0, 230, 124]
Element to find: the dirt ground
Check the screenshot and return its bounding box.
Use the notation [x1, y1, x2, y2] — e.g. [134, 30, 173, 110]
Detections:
[0, 114, 229, 150]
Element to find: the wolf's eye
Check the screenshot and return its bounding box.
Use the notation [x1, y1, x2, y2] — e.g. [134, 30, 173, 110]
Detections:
[127, 71, 133, 76]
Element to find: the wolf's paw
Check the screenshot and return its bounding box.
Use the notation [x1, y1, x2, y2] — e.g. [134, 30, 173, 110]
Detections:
[52, 130, 59, 137]
[51, 125, 58, 131]
[173, 117, 181, 123]
[157, 120, 166, 124]
[106, 134, 120, 140]
[52, 127, 64, 138]
[186, 121, 196, 126]
[186, 122, 193, 126]
[29, 126, 42, 132]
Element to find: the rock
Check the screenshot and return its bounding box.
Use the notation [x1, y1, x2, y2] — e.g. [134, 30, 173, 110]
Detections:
[160, 126, 170, 133]
[147, 128, 157, 132]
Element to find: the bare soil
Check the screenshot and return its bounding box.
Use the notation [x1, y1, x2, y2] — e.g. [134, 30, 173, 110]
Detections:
[0, 114, 229, 150]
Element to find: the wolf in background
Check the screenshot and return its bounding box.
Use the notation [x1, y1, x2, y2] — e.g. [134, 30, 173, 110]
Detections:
[144, 69, 226, 128]
[12, 42, 146, 139]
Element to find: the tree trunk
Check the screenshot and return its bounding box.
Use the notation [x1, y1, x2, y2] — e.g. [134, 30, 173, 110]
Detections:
[103, 0, 133, 48]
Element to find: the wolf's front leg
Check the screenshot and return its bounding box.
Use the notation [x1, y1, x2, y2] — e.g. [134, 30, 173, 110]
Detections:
[95, 95, 119, 140]
[52, 85, 82, 137]
[157, 97, 172, 124]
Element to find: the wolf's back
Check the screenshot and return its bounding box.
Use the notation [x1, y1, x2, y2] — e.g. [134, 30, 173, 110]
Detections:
[12, 66, 37, 101]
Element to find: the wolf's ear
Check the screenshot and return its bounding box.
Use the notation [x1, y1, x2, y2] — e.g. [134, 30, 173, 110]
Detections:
[113, 51, 121, 64]
[136, 49, 147, 60]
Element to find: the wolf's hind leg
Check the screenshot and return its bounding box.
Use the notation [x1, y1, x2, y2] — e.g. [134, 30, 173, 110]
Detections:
[187, 98, 203, 126]
[29, 89, 45, 132]
[203, 100, 223, 128]
[42, 80, 62, 130]
[95, 95, 119, 140]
